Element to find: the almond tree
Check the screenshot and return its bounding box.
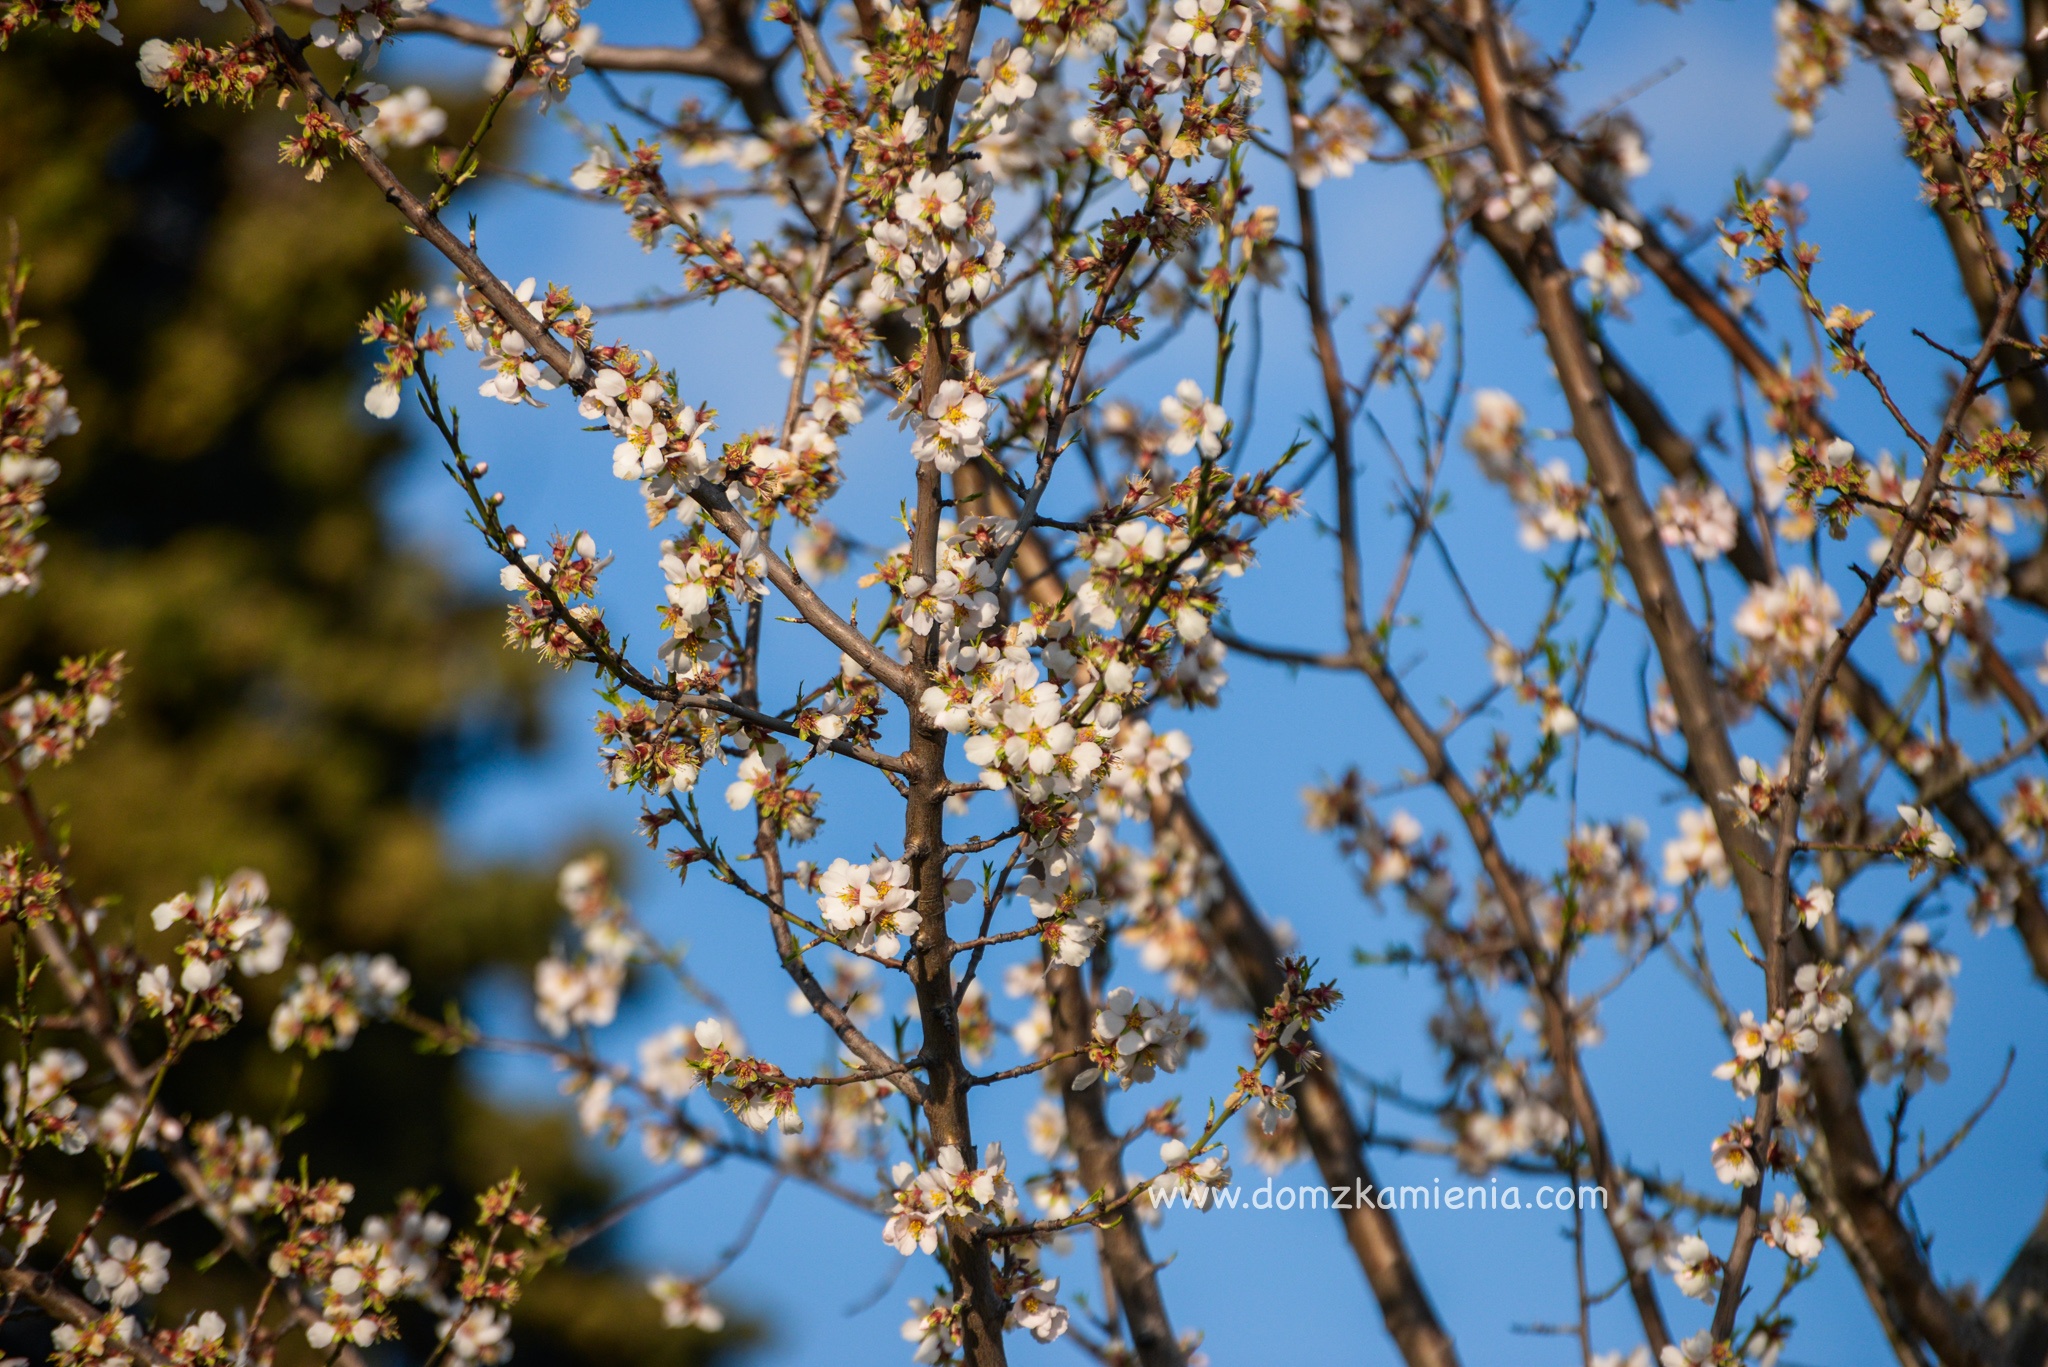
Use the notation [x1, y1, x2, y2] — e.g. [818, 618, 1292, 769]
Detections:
[2, 1, 2048, 1366]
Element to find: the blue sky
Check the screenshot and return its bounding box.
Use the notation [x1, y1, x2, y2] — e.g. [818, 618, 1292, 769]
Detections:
[374, 1, 2048, 1362]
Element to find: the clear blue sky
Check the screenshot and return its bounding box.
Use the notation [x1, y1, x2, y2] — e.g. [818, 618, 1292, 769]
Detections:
[377, 2, 2048, 1362]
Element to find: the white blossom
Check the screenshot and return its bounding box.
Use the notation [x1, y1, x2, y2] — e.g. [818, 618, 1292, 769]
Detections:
[1159, 379, 1226, 458]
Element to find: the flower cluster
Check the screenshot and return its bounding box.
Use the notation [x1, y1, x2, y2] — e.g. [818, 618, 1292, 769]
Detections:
[270, 952, 411, 1055]
[145, 871, 294, 1034]
[725, 740, 821, 842]
[862, 113, 1005, 330]
[1866, 924, 1959, 1092]
[485, 0, 596, 104]
[646, 1018, 802, 1134]
[189, 1113, 281, 1217]
[882, 1143, 1019, 1254]
[1733, 567, 1840, 670]
[1771, 0, 1850, 136]
[1230, 958, 1343, 1129]
[1665, 1232, 1724, 1301]
[1893, 804, 1957, 877]
[1486, 163, 1560, 233]
[266, 1177, 540, 1362]
[71, 1235, 169, 1309]
[297, 0, 432, 65]
[360, 289, 450, 418]
[648, 1273, 725, 1333]
[1460, 389, 1590, 550]
[362, 84, 447, 152]
[531, 867, 642, 1040]
[132, 35, 279, 105]
[1457, 1063, 1571, 1171]
[1579, 209, 1644, 301]
[1654, 481, 1738, 561]
[656, 521, 758, 686]
[1544, 821, 1666, 950]
[1711, 959, 1852, 1099]
[7, 653, 124, 769]
[0, 268, 74, 594]
[452, 275, 589, 408]
[5, 1048, 93, 1154]
[1072, 985, 1193, 1090]
[500, 530, 612, 669]
[1292, 101, 1378, 187]
[1661, 807, 1730, 886]
[1017, 854, 1105, 968]
[1154, 1137, 1233, 1208]
[2002, 776, 2048, 853]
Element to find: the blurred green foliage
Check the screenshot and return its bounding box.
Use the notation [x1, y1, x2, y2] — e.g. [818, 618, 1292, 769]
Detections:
[0, 8, 736, 1362]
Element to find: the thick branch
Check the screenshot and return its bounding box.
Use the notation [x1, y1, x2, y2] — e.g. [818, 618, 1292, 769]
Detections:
[899, 5, 1006, 1361]
[380, 0, 789, 125]
[1159, 793, 1463, 1367]
[1460, 5, 1991, 1361]
[0, 1269, 170, 1365]
[952, 459, 1463, 1367]
[1045, 957, 1184, 1367]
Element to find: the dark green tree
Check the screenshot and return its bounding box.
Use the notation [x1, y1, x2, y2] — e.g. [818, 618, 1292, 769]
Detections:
[0, 9, 732, 1361]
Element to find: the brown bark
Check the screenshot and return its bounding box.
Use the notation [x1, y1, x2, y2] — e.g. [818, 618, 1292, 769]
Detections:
[1161, 795, 1463, 1367]
[1275, 29, 1675, 1350]
[1490, 206, 2048, 999]
[1461, 3, 1992, 1361]
[1987, 1198, 2048, 1367]
[899, 3, 1008, 1358]
[1045, 958, 1185, 1367]
[0, 1269, 172, 1365]
[951, 458, 1464, 1367]
[382, 0, 789, 124]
